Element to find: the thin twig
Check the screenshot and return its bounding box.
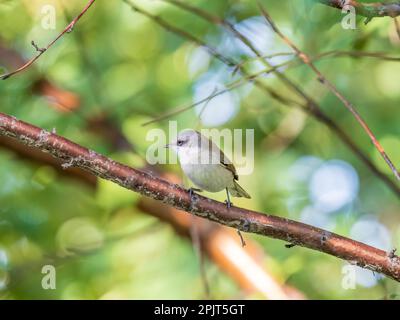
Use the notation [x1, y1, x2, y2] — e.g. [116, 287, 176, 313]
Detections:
[315, 0, 400, 20]
[0, 0, 96, 80]
[59, 2, 103, 115]
[195, 87, 218, 129]
[0, 112, 399, 281]
[121, 0, 233, 67]
[259, 4, 400, 182]
[314, 50, 400, 62]
[142, 61, 291, 126]
[394, 17, 400, 39]
[243, 50, 400, 66]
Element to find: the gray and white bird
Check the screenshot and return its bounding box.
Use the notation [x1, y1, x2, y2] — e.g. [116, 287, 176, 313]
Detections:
[166, 129, 251, 207]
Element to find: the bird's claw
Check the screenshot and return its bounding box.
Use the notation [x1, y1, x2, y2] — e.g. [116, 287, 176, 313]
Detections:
[224, 199, 233, 209]
[188, 187, 202, 199]
[187, 188, 202, 212]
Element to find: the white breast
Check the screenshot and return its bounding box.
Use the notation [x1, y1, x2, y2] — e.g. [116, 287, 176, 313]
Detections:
[178, 147, 234, 192]
[181, 163, 234, 192]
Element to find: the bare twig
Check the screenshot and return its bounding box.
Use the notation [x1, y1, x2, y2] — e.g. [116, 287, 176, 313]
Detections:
[145, 0, 400, 196]
[169, 0, 400, 22]
[245, 50, 400, 65]
[58, 2, 104, 116]
[0, 0, 96, 80]
[121, 0, 233, 67]
[259, 4, 400, 182]
[0, 112, 399, 281]
[313, 50, 400, 62]
[141, 61, 291, 126]
[315, 0, 400, 20]
[394, 17, 400, 39]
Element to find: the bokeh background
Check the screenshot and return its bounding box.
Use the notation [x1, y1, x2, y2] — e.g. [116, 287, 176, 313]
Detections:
[0, 0, 399, 299]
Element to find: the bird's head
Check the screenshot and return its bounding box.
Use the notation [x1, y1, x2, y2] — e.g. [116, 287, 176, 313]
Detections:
[165, 129, 201, 153]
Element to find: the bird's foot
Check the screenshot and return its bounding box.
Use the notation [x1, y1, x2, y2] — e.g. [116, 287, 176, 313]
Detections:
[224, 199, 233, 209]
[188, 187, 202, 198]
[187, 188, 202, 211]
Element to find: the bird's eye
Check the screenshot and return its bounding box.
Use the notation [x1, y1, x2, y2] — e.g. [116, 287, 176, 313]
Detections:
[177, 140, 184, 146]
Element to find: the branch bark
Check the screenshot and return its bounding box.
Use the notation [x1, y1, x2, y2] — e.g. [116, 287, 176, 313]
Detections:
[0, 112, 399, 282]
[316, 0, 400, 19]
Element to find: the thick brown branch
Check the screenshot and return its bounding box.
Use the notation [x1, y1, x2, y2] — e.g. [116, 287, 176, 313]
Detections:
[0, 112, 399, 282]
[0, 135, 96, 186]
[0, 0, 96, 80]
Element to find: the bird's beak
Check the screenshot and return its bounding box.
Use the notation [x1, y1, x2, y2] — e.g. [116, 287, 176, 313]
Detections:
[165, 142, 177, 148]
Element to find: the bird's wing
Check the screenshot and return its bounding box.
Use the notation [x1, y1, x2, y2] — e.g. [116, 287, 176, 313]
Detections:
[196, 130, 239, 180]
[219, 149, 238, 180]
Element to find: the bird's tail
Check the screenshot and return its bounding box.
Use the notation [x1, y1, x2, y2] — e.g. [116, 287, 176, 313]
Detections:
[228, 181, 251, 198]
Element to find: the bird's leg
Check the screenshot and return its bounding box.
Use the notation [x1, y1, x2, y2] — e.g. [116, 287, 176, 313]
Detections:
[188, 187, 202, 198]
[224, 189, 246, 246]
[187, 187, 202, 208]
[224, 188, 233, 208]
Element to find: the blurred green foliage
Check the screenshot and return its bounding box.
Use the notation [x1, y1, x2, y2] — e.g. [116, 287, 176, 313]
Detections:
[0, 0, 399, 299]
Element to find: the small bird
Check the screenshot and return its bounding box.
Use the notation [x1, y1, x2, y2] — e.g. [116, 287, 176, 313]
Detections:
[166, 129, 251, 208]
